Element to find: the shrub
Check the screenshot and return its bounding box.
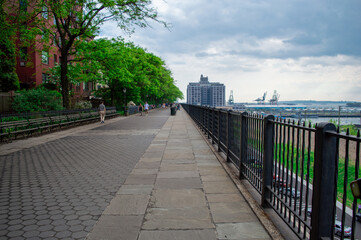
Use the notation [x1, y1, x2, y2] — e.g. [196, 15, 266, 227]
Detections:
[74, 101, 92, 109]
[12, 87, 63, 112]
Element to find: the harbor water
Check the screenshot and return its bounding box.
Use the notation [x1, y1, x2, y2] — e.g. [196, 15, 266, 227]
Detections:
[288, 116, 361, 126]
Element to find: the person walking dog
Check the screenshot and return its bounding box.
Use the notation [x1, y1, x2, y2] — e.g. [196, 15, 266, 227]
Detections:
[99, 101, 106, 123]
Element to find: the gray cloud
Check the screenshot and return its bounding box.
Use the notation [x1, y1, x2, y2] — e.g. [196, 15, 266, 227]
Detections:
[115, 0, 361, 59]
[99, 0, 361, 101]
[283, 34, 322, 46]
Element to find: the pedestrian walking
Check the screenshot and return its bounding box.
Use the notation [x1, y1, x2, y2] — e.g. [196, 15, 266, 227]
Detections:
[139, 103, 143, 116]
[99, 101, 106, 123]
[144, 102, 149, 115]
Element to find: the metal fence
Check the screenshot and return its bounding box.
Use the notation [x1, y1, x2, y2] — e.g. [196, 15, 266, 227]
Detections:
[182, 104, 361, 240]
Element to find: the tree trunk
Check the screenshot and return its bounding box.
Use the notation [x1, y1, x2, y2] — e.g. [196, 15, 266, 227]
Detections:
[60, 52, 70, 109]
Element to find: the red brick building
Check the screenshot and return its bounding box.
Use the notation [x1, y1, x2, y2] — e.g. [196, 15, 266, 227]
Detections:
[10, 0, 93, 102]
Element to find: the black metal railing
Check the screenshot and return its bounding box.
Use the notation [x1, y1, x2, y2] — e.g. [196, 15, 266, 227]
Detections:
[182, 104, 361, 240]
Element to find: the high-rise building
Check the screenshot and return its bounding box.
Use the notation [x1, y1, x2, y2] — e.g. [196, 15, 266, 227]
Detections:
[187, 75, 225, 107]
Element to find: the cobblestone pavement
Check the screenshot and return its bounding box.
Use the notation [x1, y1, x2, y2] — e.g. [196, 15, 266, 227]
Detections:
[0, 109, 169, 239]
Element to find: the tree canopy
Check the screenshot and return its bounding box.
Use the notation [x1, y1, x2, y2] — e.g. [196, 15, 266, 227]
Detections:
[6, 0, 167, 108]
[0, 0, 19, 92]
[68, 38, 183, 106]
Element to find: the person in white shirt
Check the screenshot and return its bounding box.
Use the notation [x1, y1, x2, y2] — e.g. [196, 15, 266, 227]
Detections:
[98, 101, 106, 123]
[144, 102, 149, 115]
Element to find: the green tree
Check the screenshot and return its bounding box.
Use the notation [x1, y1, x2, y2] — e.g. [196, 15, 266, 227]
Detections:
[125, 44, 183, 103]
[0, 0, 19, 92]
[6, 0, 166, 108]
[62, 37, 183, 106]
[74, 38, 135, 105]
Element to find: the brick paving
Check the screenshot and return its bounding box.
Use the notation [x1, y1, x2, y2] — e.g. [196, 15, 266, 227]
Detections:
[0, 109, 168, 240]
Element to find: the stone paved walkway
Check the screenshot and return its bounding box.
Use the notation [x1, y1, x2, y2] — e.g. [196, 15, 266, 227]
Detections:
[87, 109, 271, 240]
[0, 109, 169, 240]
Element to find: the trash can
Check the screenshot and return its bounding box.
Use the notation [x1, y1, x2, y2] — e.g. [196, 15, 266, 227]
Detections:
[170, 107, 176, 116]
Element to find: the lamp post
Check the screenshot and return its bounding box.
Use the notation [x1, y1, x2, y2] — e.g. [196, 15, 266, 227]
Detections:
[123, 88, 127, 115]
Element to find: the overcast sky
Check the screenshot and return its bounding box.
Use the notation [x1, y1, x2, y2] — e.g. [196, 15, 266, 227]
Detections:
[100, 0, 361, 102]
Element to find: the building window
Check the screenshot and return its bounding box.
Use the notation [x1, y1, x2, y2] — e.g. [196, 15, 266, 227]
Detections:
[19, 33, 26, 42]
[53, 16, 56, 25]
[54, 54, 57, 64]
[19, 47, 27, 65]
[42, 6, 48, 19]
[42, 51, 49, 64]
[42, 73, 49, 83]
[76, 83, 80, 92]
[42, 28, 46, 40]
[83, 82, 89, 91]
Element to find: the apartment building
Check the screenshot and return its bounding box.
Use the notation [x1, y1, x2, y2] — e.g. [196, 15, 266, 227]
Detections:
[187, 75, 225, 107]
[10, 0, 92, 100]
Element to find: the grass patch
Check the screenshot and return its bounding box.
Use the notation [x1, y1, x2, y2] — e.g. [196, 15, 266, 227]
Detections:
[337, 158, 360, 208]
[274, 143, 360, 208]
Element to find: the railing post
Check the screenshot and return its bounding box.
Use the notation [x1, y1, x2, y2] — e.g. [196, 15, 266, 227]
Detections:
[212, 108, 215, 144]
[204, 108, 207, 134]
[207, 108, 211, 139]
[226, 110, 231, 162]
[197, 107, 200, 125]
[196, 106, 199, 124]
[217, 110, 221, 152]
[310, 122, 337, 240]
[204, 107, 207, 132]
[239, 112, 248, 179]
[261, 115, 275, 208]
[202, 108, 205, 131]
